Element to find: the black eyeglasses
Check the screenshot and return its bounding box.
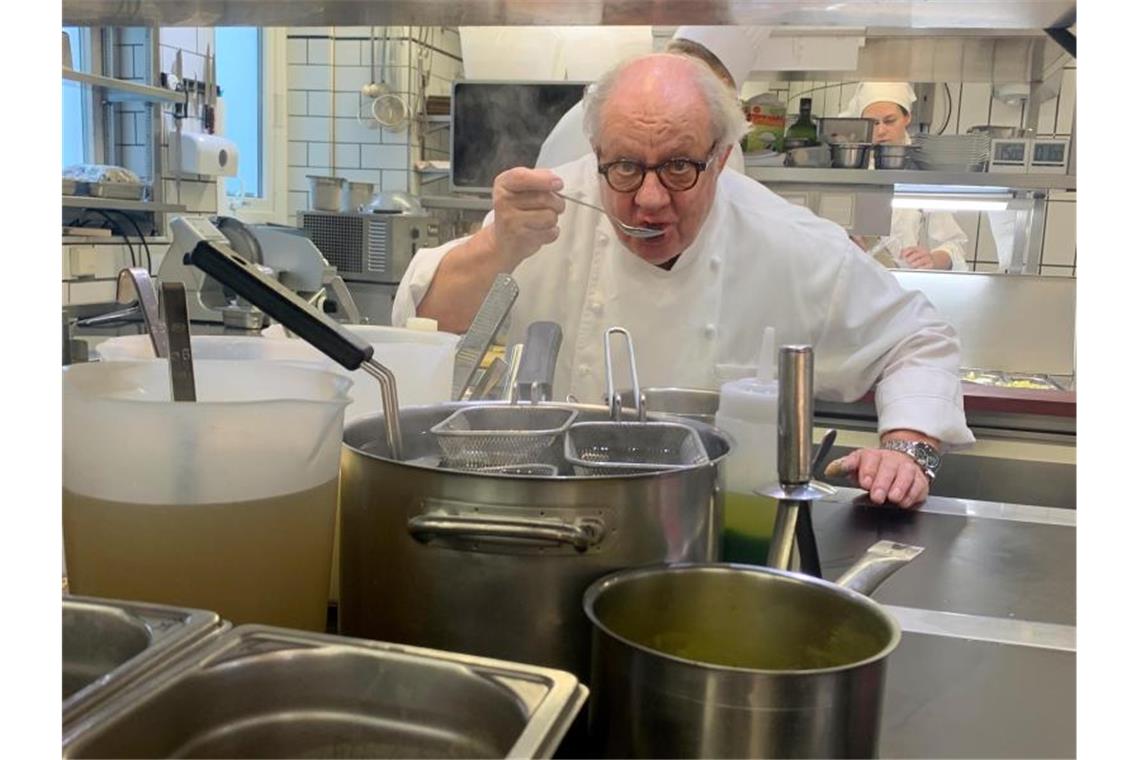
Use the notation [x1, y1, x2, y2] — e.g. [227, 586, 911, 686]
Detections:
[597, 146, 718, 193]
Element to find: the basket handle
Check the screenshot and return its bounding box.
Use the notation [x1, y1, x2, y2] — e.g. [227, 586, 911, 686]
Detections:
[603, 327, 643, 421]
[408, 513, 605, 553]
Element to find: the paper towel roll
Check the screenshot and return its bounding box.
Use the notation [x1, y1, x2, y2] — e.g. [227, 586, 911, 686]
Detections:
[180, 131, 239, 177]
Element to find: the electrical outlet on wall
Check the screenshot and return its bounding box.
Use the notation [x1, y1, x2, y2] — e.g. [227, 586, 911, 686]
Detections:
[68, 246, 98, 279]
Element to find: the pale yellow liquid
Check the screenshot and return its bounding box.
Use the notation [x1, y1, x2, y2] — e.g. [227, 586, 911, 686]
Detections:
[63, 479, 338, 631]
[723, 492, 780, 565]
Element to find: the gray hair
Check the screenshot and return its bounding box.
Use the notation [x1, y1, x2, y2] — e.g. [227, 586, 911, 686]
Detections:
[582, 53, 748, 156]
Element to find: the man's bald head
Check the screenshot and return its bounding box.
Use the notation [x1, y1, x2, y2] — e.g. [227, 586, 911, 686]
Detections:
[582, 53, 746, 155]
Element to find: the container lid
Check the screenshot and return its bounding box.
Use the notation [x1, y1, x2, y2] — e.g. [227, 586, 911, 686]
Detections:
[406, 316, 439, 332]
[717, 326, 778, 420]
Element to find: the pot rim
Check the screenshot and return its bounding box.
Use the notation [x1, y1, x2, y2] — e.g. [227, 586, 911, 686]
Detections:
[341, 401, 735, 479]
[582, 561, 902, 676]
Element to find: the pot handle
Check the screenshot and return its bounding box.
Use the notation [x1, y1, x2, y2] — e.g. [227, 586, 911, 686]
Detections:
[835, 540, 924, 597]
[408, 514, 605, 553]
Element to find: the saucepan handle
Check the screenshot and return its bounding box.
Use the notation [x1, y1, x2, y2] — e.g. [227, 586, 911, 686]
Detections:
[408, 513, 606, 553]
[835, 540, 924, 596]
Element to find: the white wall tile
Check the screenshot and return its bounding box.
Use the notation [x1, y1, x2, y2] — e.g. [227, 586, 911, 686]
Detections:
[1042, 200, 1077, 267]
[289, 27, 332, 37]
[1039, 265, 1073, 278]
[987, 95, 1023, 128]
[331, 116, 381, 144]
[288, 141, 308, 166]
[361, 143, 408, 170]
[62, 283, 71, 304]
[69, 280, 117, 305]
[289, 115, 332, 142]
[308, 38, 331, 65]
[289, 191, 309, 218]
[289, 166, 317, 193]
[975, 262, 1000, 273]
[308, 142, 331, 167]
[178, 179, 218, 214]
[334, 92, 367, 117]
[339, 168, 383, 184]
[334, 143, 361, 169]
[957, 83, 991, 133]
[289, 64, 332, 91]
[331, 65, 373, 93]
[287, 90, 307, 116]
[308, 91, 333, 117]
[117, 45, 136, 79]
[382, 170, 410, 192]
[381, 125, 411, 145]
[1056, 69, 1075, 135]
[287, 38, 307, 64]
[333, 39, 362, 66]
[1036, 97, 1058, 136]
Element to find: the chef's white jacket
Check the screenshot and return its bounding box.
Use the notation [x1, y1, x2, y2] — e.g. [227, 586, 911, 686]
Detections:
[889, 208, 970, 271]
[535, 101, 747, 174]
[394, 153, 975, 447]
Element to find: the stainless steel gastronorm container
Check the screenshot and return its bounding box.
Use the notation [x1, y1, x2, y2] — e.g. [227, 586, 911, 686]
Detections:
[62, 596, 224, 731]
[63, 624, 588, 759]
[338, 401, 732, 680]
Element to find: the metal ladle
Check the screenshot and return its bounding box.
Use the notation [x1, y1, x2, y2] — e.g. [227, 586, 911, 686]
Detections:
[555, 192, 665, 239]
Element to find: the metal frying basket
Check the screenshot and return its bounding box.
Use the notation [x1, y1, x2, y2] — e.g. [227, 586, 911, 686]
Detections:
[431, 405, 578, 469]
[565, 420, 709, 475]
[564, 327, 709, 475]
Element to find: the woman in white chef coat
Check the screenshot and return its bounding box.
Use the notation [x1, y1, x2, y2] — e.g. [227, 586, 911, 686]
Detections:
[842, 82, 970, 271]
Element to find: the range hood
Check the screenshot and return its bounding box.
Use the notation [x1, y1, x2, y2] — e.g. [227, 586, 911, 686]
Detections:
[63, 1, 1076, 30]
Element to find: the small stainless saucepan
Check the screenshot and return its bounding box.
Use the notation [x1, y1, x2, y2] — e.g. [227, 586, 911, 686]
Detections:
[584, 540, 922, 758]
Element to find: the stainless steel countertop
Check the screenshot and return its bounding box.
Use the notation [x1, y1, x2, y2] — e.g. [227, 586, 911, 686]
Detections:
[803, 487, 1075, 758]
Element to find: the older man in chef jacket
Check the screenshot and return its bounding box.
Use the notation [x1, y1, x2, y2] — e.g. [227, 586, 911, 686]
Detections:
[535, 25, 767, 173]
[394, 53, 975, 509]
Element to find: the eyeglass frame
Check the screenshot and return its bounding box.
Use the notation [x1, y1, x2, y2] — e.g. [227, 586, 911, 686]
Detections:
[596, 144, 723, 193]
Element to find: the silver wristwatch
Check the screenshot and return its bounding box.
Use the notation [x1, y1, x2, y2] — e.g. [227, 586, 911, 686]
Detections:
[881, 440, 941, 483]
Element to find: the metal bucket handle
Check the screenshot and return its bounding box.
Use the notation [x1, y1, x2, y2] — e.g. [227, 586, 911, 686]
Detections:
[604, 327, 643, 422]
[408, 513, 606, 553]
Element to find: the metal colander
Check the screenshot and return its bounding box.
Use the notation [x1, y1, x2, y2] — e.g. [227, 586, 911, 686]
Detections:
[430, 405, 578, 469]
[564, 421, 710, 476]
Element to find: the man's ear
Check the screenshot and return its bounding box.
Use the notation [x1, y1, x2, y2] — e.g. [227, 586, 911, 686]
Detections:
[716, 145, 732, 170]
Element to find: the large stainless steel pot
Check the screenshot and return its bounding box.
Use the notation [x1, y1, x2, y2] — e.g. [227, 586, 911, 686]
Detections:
[339, 401, 732, 679]
[583, 541, 921, 758]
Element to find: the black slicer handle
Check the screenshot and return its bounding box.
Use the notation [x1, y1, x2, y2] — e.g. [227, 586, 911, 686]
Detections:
[189, 239, 373, 370]
[516, 321, 562, 403]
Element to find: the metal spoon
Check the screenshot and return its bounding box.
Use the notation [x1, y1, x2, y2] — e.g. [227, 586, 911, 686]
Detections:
[555, 192, 665, 239]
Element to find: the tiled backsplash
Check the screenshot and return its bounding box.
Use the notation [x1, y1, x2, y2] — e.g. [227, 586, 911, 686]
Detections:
[284, 27, 463, 219]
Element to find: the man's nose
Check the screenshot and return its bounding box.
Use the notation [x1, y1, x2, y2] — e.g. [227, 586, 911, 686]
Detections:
[634, 170, 670, 211]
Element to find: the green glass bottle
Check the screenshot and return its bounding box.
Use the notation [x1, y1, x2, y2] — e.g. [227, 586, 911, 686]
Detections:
[784, 97, 818, 148]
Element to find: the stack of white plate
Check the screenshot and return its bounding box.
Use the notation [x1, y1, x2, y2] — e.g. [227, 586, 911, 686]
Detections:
[910, 134, 991, 172]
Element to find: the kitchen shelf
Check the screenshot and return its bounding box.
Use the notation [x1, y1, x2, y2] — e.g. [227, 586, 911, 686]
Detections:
[743, 165, 1076, 191]
[63, 195, 187, 213]
[63, 67, 181, 104]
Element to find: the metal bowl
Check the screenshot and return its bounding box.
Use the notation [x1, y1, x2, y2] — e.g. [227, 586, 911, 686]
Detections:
[873, 143, 912, 170]
[830, 142, 872, 169]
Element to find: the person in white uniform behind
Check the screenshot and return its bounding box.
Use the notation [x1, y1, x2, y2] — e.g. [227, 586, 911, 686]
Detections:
[395, 54, 974, 509]
[842, 82, 971, 271]
[535, 25, 768, 174]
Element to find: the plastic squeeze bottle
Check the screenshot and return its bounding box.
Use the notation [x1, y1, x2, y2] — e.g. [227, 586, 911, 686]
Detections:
[715, 326, 781, 564]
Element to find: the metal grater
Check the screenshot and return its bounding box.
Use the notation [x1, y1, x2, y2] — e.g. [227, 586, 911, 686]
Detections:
[451, 274, 520, 400]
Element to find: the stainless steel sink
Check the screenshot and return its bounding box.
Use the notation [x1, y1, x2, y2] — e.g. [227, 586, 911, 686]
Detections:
[63, 625, 588, 759]
[63, 596, 223, 729]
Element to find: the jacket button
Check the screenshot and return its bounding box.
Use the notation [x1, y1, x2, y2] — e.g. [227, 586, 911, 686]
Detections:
[590, 301, 603, 314]
[710, 257, 722, 271]
[704, 324, 716, 338]
[578, 364, 590, 376]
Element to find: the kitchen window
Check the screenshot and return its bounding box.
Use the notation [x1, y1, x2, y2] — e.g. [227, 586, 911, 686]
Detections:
[215, 27, 287, 223]
[62, 27, 92, 166]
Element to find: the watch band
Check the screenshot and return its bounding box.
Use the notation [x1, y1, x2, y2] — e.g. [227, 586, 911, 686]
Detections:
[880, 439, 941, 483]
